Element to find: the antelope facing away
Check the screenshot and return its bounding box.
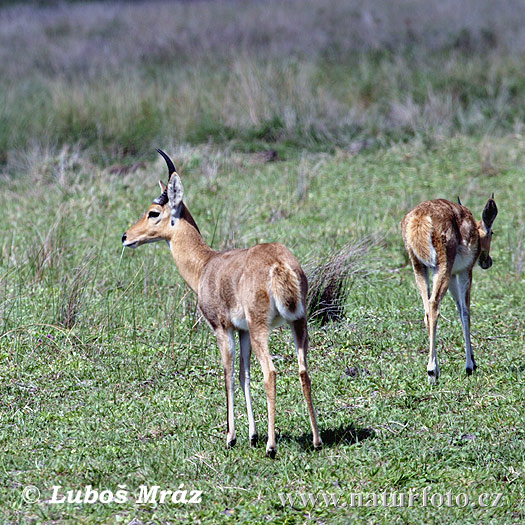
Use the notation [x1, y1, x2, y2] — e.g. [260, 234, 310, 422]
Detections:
[122, 150, 322, 457]
[401, 196, 498, 382]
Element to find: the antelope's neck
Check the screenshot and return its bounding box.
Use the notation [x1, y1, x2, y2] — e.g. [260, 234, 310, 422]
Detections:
[167, 205, 214, 293]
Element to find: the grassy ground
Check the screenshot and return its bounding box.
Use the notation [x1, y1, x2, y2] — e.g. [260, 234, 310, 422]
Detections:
[1, 1, 524, 522]
[1, 137, 523, 522]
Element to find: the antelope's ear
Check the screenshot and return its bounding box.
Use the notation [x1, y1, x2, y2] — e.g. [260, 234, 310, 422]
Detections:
[168, 172, 184, 223]
[482, 194, 498, 231]
[156, 149, 182, 221]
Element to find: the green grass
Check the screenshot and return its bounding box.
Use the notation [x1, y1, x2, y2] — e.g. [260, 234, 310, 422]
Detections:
[1, 1, 524, 521]
[1, 137, 523, 522]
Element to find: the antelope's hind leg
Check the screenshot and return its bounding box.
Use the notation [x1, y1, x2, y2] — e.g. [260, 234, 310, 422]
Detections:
[425, 265, 451, 383]
[291, 317, 322, 450]
[411, 257, 431, 330]
[410, 257, 439, 381]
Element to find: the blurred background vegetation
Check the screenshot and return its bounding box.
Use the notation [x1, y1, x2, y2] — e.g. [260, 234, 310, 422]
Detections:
[2, 0, 525, 166]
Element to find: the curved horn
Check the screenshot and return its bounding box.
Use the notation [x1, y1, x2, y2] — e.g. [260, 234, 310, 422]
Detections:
[457, 196, 462, 206]
[156, 148, 176, 177]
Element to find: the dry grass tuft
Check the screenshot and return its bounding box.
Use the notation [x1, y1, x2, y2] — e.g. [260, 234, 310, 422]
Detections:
[306, 235, 381, 324]
[26, 214, 68, 283]
[58, 256, 93, 329]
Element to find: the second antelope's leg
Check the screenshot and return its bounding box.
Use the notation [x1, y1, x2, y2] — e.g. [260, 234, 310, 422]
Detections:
[291, 317, 322, 450]
[426, 265, 451, 383]
[247, 322, 277, 458]
[411, 257, 431, 329]
[448, 270, 476, 375]
[239, 330, 258, 446]
[215, 328, 236, 448]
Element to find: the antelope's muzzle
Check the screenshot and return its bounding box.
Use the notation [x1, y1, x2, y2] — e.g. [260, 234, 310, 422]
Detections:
[479, 254, 492, 269]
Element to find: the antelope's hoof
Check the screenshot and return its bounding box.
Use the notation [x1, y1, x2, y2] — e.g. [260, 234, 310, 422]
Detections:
[266, 447, 277, 459]
[427, 369, 438, 384]
[250, 434, 259, 447]
[226, 437, 237, 449]
[466, 367, 473, 376]
[314, 440, 323, 451]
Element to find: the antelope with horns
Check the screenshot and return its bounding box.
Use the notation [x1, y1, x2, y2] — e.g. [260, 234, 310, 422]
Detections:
[401, 196, 498, 382]
[122, 150, 322, 457]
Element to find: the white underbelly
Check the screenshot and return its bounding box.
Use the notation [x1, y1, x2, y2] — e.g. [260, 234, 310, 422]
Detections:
[231, 315, 249, 331]
[231, 308, 286, 331]
[452, 249, 475, 274]
[270, 314, 286, 328]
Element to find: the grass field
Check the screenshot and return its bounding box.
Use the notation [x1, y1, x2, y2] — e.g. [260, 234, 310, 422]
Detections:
[1, 138, 523, 522]
[1, 0, 524, 523]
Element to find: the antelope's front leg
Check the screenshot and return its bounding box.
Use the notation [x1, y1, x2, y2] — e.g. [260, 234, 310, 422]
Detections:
[239, 330, 258, 446]
[215, 328, 237, 448]
[448, 271, 476, 375]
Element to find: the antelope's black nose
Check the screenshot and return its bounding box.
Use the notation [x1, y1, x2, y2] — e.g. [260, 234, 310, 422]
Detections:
[122, 233, 127, 244]
[479, 255, 492, 269]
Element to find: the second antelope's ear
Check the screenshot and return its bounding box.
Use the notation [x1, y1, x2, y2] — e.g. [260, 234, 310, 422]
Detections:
[482, 193, 498, 231]
[159, 180, 167, 193]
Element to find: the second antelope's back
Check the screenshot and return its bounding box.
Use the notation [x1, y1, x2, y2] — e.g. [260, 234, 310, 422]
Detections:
[402, 199, 482, 271]
[401, 196, 498, 382]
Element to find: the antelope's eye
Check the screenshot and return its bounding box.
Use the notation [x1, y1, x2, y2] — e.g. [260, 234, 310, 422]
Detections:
[148, 210, 160, 218]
